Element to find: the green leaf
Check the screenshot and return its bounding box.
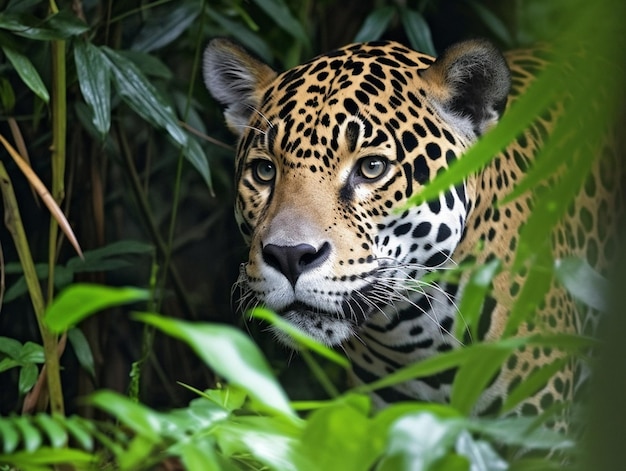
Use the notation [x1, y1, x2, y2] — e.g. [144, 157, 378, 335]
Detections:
[466, 0, 513, 47]
[175, 437, 223, 471]
[206, 8, 273, 63]
[555, 257, 609, 312]
[117, 50, 174, 80]
[251, 307, 349, 368]
[88, 390, 163, 442]
[0, 10, 88, 40]
[216, 416, 305, 470]
[378, 412, 463, 471]
[299, 400, 378, 471]
[132, 0, 202, 52]
[74, 39, 111, 137]
[102, 46, 212, 192]
[404, 63, 559, 209]
[18, 362, 38, 395]
[1, 45, 49, 102]
[252, 0, 310, 49]
[468, 415, 574, 450]
[455, 431, 506, 471]
[63, 416, 94, 451]
[357, 336, 528, 395]
[68, 328, 96, 379]
[0, 417, 20, 453]
[135, 313, 295, 417]
[0, 447, 95, 467]
[354, 6, 396, 42]
[66, 239, 154, 272]
[45, 284, 149, 333]
[454, 258, 501, 342]
[35, 414, 67, 449]
[18, 341, 45, 363]
[450, 344, 513, 415]
[504, 245, 554, 336]
[501, 357, 569, 413]
[0, 336, 22, 358]
[0, 76, 16, 111]
[0, 358, 20, 373]
[399, 8, 436, 56]
[13, 415, 42, 452]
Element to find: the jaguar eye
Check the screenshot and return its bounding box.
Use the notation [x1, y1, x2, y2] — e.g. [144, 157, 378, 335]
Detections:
[358, 156, 388, 180]
[252, 160, 276, 183]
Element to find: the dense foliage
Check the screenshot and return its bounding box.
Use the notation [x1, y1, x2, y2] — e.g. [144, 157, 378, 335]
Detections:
[0, 0, 624, 469]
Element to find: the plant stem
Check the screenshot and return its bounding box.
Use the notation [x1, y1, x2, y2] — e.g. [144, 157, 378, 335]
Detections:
[44, 0, 67, 416]
[0, 163, 64, 415]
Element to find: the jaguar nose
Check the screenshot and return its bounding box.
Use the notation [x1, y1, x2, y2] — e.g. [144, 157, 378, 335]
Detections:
[262, 242, 331, 287]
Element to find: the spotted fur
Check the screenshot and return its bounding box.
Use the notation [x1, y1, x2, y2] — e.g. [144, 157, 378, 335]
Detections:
[203, 39, 624, 422]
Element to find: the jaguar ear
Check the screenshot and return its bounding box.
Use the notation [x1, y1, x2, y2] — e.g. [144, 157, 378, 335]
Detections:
[421, 39, 511, 138]
[203, 39, 277, 135]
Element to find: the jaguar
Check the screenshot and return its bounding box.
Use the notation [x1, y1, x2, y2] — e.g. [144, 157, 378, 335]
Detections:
[202, 37, 623, 424]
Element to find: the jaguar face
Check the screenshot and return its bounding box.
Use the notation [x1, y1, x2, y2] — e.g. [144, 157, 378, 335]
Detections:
[204, 39, 510, 346]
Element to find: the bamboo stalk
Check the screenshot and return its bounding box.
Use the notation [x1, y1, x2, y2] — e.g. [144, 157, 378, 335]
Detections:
[0, 162, 65, 415]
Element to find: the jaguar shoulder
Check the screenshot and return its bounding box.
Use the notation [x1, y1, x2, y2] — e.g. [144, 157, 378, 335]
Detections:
[202, 38, 624, 423]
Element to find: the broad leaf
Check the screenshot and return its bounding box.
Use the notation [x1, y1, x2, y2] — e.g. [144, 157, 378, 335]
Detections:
[400, 8, 436, 56]
[1, 45, 49, 102]
[74, 40, 111, 137]
[102, 47, 212, 192]
[45, 284, 149, 332]
[555, 257, 609, 312]
[354, 6, 395, 43]
[131, 0, 202, 52]
[136, 313, 295, 417]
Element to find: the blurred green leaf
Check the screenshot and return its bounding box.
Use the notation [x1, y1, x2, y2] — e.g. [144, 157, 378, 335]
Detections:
[35, 414, 67, 449]
[451, 344, 513, 415]
[252, 0, 310, 49]
[299, 399, 377, 471]
[176, 438, 222, 471]
[217, 416, 306, 470]
[45, 284, 149, 333]
[13, 415, 42, 452]
[132, 0, 202, 52]
[136, 313, 295, 417]
[68, 328, 96, 379]
[378, 412, 463, 471]
[501, 357, 569, 413]
[0, 417, 20, 453]
[0, 447, 95, 467]
[206, 8, 273, 63]
[63, 416, 94, 451]
[354, 6, 395, 43]
[455, 431, 507, 471]
[74, 40, 111, 137]
[103, 46, 213, 192]
[1, 45, 49, 102]
[400, 8, 436, 56]
[251, 307, 349, 368]
[504, 245, 553, 336]
[89, 391, 163, 442]
[466, 0, 513, 47]
[555, 257, 609, 313]
[455, 258, 501, 342]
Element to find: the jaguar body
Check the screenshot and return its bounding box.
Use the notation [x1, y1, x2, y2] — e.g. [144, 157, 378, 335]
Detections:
[203, 38, 623, 422]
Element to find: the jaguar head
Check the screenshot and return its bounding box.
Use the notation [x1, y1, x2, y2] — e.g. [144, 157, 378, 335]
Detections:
[203, 39, 510, 346]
